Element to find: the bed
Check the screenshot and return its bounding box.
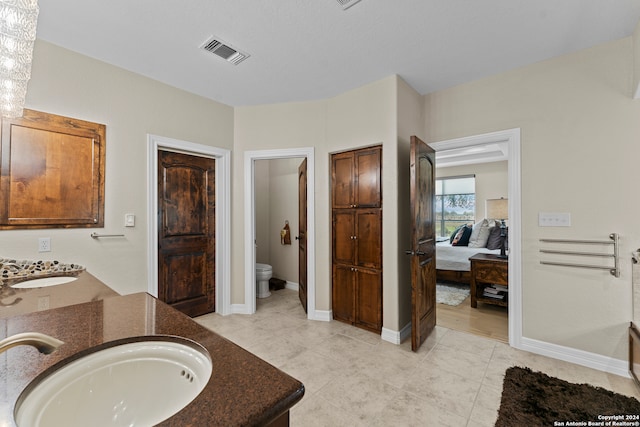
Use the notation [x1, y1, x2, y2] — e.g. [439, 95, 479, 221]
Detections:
[435, 220, 503, 284]
[436, 241, 500, 284]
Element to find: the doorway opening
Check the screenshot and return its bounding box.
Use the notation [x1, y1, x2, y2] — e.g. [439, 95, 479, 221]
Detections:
[244, 148, 317, 319]
[147, 134, 232, 315]
[253, 157, 305, 301]
[429, 128, 521, 347]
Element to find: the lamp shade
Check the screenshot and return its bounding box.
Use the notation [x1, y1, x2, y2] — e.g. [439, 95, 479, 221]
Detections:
[486, 198, 508, 220]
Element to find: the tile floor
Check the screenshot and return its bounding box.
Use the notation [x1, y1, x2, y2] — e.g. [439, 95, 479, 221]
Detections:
[195, 289, 640, 426]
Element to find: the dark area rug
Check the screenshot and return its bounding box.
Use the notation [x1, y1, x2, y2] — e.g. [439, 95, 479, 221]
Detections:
[496, 366, 640, 426]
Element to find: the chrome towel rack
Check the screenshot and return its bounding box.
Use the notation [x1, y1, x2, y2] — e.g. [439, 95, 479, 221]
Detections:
[90, 232, 125, 239]
[539, 233, 619, 278]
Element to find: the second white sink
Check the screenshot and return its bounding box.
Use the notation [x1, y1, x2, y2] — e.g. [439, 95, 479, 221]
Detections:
[11, 276, 77, 289]
[14, 337, 213, 427]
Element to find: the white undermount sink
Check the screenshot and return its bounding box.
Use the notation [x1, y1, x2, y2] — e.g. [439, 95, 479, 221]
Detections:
[11, 276, 77, 289]
[14, 337, 213, 427]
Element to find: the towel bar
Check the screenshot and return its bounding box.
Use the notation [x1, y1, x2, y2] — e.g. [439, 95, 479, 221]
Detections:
[539, 233, 619, 277]
[90, 233, 125, 239]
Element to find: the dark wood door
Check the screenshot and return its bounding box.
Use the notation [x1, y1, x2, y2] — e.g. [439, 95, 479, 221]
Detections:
[298, 158, 308, 313]
[158, 150, 215, 317]
[409, 136, 436, 351]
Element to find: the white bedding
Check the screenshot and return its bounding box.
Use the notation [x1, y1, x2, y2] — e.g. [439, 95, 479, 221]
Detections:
[436, 241, 500, 271]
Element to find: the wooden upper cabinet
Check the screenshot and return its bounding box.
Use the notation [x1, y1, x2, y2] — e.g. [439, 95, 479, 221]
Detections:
[0, 109, 106, 229]
[355, 148, 381, 208]
[331, 146, 381, 209]
[331, 152, 355, 208]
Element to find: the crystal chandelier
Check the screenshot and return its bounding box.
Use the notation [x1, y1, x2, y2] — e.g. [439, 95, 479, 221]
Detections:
[0, 0, 38, 118]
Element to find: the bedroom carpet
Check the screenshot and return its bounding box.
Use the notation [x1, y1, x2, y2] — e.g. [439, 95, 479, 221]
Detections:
[436, 281, 470, 306]
[495, 366, 640, 426]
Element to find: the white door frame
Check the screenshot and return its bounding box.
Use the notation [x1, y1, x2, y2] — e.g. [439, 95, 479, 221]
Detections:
[429, 128, 522, 347]
[147, 134, 232, 315]
[244, 148, 316, 318]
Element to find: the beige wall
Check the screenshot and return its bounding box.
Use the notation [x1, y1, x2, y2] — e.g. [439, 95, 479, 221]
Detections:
[424, 37, 640, 360]
[396, 78, 426, 329]
[255, 160, 271, 264]
[268, 158, 303, 283]
[436, 161, 509, 220]
[634, 20, 640, 98]
[234, 76, 408, 330]
[0, 40, 234, 296]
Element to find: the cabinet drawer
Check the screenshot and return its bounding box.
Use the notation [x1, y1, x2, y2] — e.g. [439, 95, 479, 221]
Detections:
[473, 263, 508, 284]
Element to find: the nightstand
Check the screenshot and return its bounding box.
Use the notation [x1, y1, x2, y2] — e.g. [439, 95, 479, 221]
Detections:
[469, 253, 508, 308]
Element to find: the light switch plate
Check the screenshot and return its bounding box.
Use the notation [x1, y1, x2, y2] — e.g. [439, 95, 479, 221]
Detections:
[125, 214, 135, 227]
[539, 212, 571, 227]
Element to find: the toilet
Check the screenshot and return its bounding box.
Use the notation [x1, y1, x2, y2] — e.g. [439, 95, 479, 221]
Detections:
[255, 263, 273, 298]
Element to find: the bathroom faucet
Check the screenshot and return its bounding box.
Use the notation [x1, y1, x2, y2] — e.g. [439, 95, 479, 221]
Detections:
[0, 332, 64, 355]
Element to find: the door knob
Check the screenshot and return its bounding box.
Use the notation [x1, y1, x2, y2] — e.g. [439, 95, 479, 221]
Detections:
[404, 250, 415, 255]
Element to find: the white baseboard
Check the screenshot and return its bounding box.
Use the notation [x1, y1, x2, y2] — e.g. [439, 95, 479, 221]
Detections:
[312, 309, 332, 322]
[519, 336, 629, 378]
[231, 304, 250, 315]
[285, 281, 299, 291]
[381, 323, 412, 345]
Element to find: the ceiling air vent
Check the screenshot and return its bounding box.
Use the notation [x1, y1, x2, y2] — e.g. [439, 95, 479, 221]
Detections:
[336, 0, 362, 10]
[201, 37, 250, 65]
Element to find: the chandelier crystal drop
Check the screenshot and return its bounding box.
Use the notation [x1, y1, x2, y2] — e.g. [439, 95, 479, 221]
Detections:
[0, 0, 38, 118]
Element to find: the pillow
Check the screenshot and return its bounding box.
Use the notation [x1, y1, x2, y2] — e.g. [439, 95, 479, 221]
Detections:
[452, 225, 472, 246]
[449, 225, 465, 244]
[469, 219, 490, 248]
[486, 226, 504, 250]
[468, 219, 489, 248]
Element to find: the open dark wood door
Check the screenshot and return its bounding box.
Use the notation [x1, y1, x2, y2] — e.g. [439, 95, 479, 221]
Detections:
[158, 150, 215, 317]
[298, 158, 308, 313]
[408, 136, 436, 351]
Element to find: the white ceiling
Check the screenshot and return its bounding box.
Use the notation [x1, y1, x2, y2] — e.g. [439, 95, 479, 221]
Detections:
[35, 0, 640, 107]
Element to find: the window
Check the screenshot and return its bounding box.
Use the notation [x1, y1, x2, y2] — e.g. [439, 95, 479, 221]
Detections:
[435, 175, 475, 238]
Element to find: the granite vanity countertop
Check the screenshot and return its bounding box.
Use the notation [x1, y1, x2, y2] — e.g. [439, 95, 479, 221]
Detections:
[0, 271, 119, 319]
[0, 292, 305, 426]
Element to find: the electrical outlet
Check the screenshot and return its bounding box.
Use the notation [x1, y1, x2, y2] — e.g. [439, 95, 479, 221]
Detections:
[37, 296, 50, 310]
[38, 237, 51, 252]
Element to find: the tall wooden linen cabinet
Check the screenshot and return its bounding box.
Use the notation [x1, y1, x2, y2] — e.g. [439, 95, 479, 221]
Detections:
[331, 146, 382, 333]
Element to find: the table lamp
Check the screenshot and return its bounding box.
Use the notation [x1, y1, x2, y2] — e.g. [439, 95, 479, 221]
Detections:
[486, 198, 508, 258]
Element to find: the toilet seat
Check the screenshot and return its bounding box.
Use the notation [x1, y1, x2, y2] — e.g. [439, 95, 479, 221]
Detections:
[256, 263, 272, 273]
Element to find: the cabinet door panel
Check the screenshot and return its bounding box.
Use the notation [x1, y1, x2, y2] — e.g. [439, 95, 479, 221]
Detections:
[355, 269, 382, 332]
[355, 209, 382, 269]
[355, 148, 381, 208]
[332, 265, 355, 323]
[332, 153, 355, 208]
[333, 211, 355, 264]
